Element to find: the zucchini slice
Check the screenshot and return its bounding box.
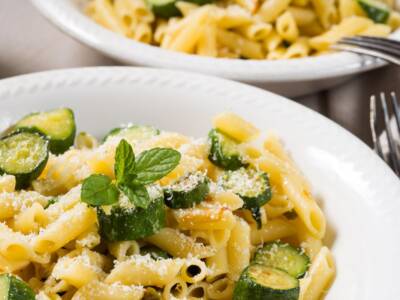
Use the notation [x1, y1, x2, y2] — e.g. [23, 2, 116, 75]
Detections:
[146, 0, 213, 18]
[358, 0, 390, 23]
[164, 172, 209, 208]
[14, 108, 76, 154]
[219, 168, 272, 208]
[233, 264, 299, 300]
[0, 131, 49, 189]
[219, 168, 272, 226]
[104, 125, 159, 143]
[253, 242, 310, 279]
[98, 186, 166, 241]
[146, 0, 181, 18]
[208, 129, 247, 170]
[0, 274, 35, 300]
[140, 245, 171, 260]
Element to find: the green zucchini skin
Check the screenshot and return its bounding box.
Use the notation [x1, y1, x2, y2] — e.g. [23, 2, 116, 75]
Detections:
[0, 274, 36, 300]
[0, 131, 49, 189]
[14, 108, 76, 155]
[98, 196, 166, 241]
[240, 173, 272, 210]
[103, 125, 160, 143]
[219, 168, 272, 227]
[140, 245, 171, 260]
[358, 0, 390, 23]
[253, 242, 310, 279]
[233, 265, 299, 300]
[147, 0, 213, 18]
[208, 129, 247, 171]
[164, 173, 209, 209]
[149, 1, 181, 18]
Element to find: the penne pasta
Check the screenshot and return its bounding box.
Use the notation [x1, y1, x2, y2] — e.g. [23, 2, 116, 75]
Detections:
[85, 0, 399, 60]
[0, 110, 335, 299]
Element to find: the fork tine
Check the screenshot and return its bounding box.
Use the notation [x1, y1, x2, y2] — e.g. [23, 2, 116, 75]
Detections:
[331, 44, 400, 66]
[390, 92, 400, 137]
[380, 93, 400, 175]
[370, 95, 385, 160]
[338, 37, 400, 58]
[342, 36, 400, 52]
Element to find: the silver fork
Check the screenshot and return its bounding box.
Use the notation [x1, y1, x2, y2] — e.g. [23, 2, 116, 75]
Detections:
[370, 92, 400, 176]
[333, 36, 400, 66]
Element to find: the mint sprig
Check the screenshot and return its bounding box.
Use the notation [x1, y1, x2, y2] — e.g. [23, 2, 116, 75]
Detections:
[134, 148, 182, 185]
[114, 139, 135, 185]
[120, 184, 150, 208]
[81, 139, 181, 208]
[81, 174, 120, 206]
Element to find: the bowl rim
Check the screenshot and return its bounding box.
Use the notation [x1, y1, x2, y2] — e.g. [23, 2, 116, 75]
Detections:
[30, 0, 399, 82]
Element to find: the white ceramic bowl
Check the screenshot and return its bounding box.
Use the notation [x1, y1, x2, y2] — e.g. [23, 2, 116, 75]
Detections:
[31, 0, 400, 97]
[1, 67, 400, 299]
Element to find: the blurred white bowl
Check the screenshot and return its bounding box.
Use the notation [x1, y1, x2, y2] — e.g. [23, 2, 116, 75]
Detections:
[31, 0, 400, 97]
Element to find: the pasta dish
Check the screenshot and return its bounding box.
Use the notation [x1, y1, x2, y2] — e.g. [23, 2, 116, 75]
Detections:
[0, 109, 335, 299]
[85, 0, 400, 59]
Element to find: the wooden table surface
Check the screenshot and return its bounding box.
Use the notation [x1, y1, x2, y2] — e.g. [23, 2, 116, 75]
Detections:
[2, 0, 399, 146]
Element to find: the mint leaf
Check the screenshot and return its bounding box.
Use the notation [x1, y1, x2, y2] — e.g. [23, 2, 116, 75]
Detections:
[134, 148, 181, 185]
[114, 139, 135, 185]
[81, 174, 119, 206]
[120, 184, 150, 208]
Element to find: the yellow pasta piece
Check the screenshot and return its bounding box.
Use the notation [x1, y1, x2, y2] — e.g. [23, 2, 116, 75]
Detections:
[227, 217, 251, 281]
[207, 277, 235, 299]
[250, 218, 296, 245]
[105, 256, 184, 287]
[197, 23, 218, 57]
[0, 191, 48, 221]
[338, 0, 365, 19]
[206, 247, 229, 281]
[360, 24, 392, 37]
[145, 228, 216, 258]
[276, 11, 300, 43]
[389, 11, 400, 29]
[180, 258, 208, 283]
[310, 16, 373, 51]
[13, 202, 49, 234]
[311, 0, 338, 29]
[217, 29, 264, 59]
[288, 6, 317, 26]
[300, 247, 336, 300]
[208, 191, 244, 211]
[72, 281, 144, 300]
[162, 277, 188, 299]
[159, 154, 203, 186]
[0, 175, 16, 193]
[215, 6, 253, 28]
[172, 207, 236, 230]
[92, 0, 130, 35]
[257, 0, 291, 23]
[213, 112, 260, 142]
[236, 22, 273, 41]
[34, 203, 97, 253]
[51, 249, 106, 288]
